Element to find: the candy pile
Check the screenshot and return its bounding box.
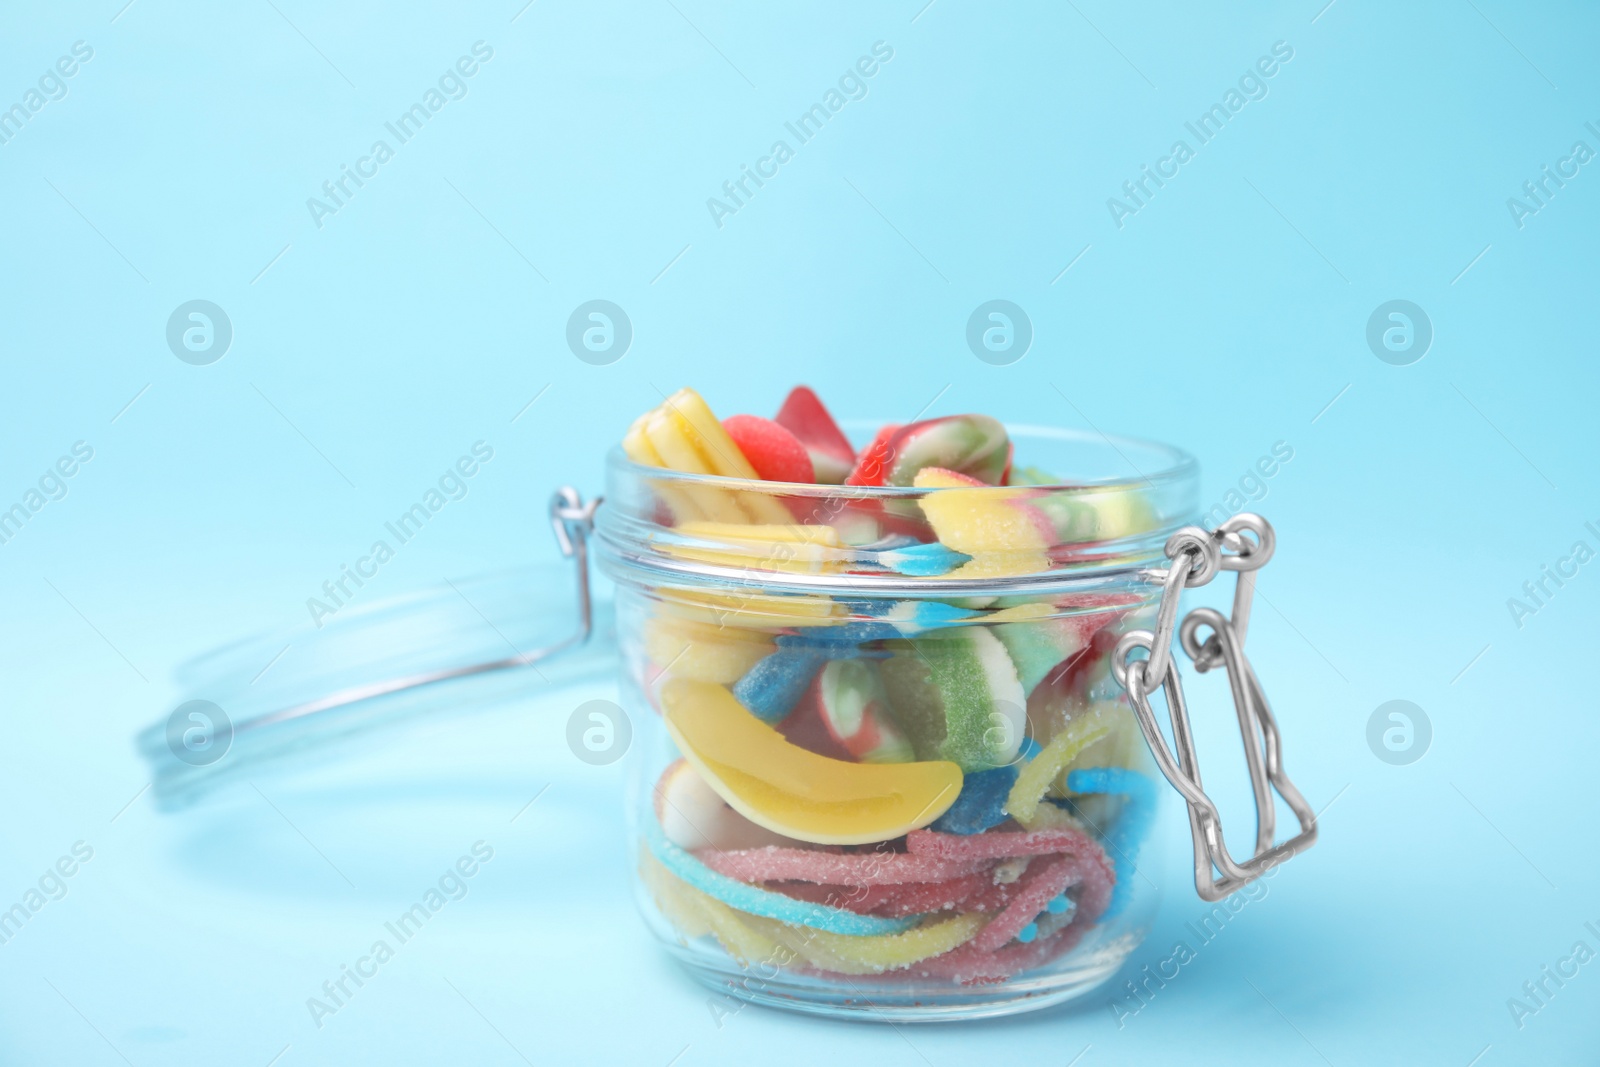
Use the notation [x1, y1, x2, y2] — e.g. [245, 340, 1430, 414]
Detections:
[623, 386, 1158, 986]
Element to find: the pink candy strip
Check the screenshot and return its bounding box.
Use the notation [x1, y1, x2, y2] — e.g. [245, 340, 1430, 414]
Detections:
[699, 845, 989, 886]
[772, 872, 995, 917]
[968, 857, 1075, 953]
[906, 826, 1101, 862]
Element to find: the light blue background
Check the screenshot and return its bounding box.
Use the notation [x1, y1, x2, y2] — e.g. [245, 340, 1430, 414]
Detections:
[2, 0, 1597, 1063]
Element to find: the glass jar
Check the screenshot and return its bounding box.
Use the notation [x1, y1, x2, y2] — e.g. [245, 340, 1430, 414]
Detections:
[595, 425, 1200, 1021]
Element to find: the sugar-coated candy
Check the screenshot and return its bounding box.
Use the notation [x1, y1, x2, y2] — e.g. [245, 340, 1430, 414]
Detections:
[844, 424, 902, 486]
[1008, 466, 1158, 542]
[990, 602, 1115, 696]
[968, 855, 1076, 952]
[733, 646, 826, 723]
[722, 414, 815, 484]
[775, 871, 997, 917]
[624, 388, 792, 524]
[816, 659, 915, 763]
[881, 415, 1011, 487]
[913, 467, 1054, 578]
[907, 824, 1104, 862]
[774, 385, 856, 484]
[666, 521, 846, 575]
[877, 541, 970, 577]
[699, 845, 988, 886]
[644, 615, 774, 686]
[929, 764, 1017, 835]
[747, 911, 985, 976]
[1066, 766, 1156, 919]
[641, 811, 920, 936]
[663, 678, 963, 845]
[1005, 703, 1116, 826]
[878, 627, 1026, 771]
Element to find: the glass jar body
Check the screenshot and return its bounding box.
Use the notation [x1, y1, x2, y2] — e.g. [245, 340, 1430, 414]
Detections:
[598, 428, 1194, 1020]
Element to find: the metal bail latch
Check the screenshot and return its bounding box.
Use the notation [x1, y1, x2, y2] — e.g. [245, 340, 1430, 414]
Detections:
[1110, 514, 1317, 902]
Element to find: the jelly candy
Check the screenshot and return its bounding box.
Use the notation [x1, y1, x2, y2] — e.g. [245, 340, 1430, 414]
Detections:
[666, 521, 845, 575]
[1008, 466, 1158, 542]
[623, 388, 791, 524]
[929, 764, 1018, 835]
[662, 678, 963, 845]
[641, 809, 920, 936]
[732, 646, 827, 724]
[697, 844, 988, 886]
[1005, 704, 1115, 826]
[644, 616, 774, 686]
[882, 415, 1011, 487]
[748, 911, 985, 976]
[774, 385, 856, 484]
[844, 424, 902, 486]
[1066, 766, 1156, 919]
[654, 759, 795, 852]
[913, 467, 1053, 578]
[968, 855, 1078, 952]
[722, 414, 815, 484]
[989, 602, 1114, 696]
[816, 659, 914, 763]
[878, 627, 1026, 771]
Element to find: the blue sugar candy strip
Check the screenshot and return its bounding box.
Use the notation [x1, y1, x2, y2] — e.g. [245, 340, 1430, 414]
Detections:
[732, 647, 825, 723]
[642, 813, 921, 937]
[929, 737, 1044, 835]
[931, 765, 1018, 835]
[881, 543, 970, 577]
[1065, 766, 1157, 920]
[870, 599, 979, 633]
[780, 623, 900, 648]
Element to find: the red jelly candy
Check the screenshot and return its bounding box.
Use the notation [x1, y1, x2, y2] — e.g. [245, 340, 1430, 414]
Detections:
[722, 415, 815, 484]
[844, 424, 902, 487]
[776, 386, 856, 484]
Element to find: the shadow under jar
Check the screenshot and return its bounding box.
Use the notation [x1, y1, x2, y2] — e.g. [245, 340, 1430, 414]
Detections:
[595, 425, 1199, 1021]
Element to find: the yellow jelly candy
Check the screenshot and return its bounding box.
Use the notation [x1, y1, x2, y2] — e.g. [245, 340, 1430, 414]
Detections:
[639, 848, 713, 941]
[662, 678, 963, 846]
[643, 616, 774, 685]
[624, 389, 792, 525]
[913, 468, 1053, 578]
[660, 588, 846, 630]
[749, 912, 985, 975]
[1005, 703, 1114, 825]
[664, 522, 845, 575]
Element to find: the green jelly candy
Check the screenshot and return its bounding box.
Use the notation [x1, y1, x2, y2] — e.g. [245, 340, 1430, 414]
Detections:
[879, 627, 1026, 771]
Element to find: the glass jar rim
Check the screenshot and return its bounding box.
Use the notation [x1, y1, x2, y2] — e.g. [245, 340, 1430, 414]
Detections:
[604, 423, 1197, 498]
[595, 422, 1200, 596]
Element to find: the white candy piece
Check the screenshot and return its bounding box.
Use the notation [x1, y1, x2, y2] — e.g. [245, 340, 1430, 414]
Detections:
[653, 759, 800, 852]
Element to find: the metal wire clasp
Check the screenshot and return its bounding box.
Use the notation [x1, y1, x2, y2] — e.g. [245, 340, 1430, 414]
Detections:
[1110, 514, 1317, 901]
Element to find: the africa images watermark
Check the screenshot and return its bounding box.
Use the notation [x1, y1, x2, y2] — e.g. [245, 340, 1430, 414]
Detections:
[0, 441, 95, 548]
[306, 841, 495, 1029]
[306, 41, 495, 230]
[1107, 860, 1283, 1027]
[305, 441, 495, 627]
[0, 40, 94, 148]
[706, 41, 896, 229]
[1198, 440, 1293, 531]
[1506, 120, 1600, 231]
[0, 841, 95, 947]
[1507, 920, 1600, 1030]
[1505, 518, 1600, 630]
[1106, 40, 1295, 229]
